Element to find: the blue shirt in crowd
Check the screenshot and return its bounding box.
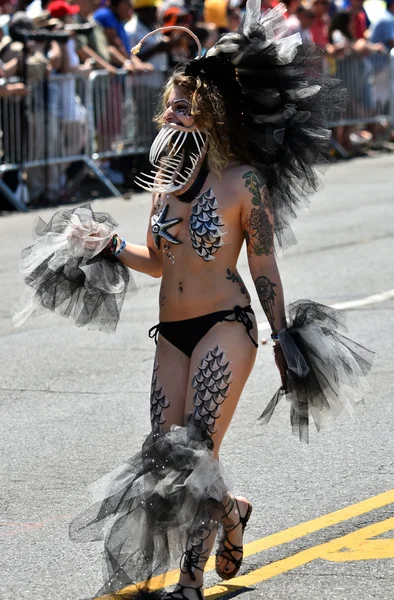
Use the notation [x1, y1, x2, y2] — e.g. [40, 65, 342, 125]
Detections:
[370, 10, 394, 49]
[93, 7, 131, 54]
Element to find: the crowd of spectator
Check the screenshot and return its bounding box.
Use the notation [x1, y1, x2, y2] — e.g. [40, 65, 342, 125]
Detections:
[0, 0, 393, 209]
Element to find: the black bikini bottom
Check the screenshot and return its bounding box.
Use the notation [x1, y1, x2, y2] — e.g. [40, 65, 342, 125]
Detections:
[149, 305, 258, 357]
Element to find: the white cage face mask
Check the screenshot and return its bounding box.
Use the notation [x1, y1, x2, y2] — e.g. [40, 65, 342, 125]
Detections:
[135, 124, 209, 194]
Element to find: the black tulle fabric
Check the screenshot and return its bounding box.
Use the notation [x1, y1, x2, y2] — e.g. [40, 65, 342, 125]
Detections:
[13, 204, 135, 332]
[260, 300, 374, 442]
[184, 1, 345, 248]
[70, 425, 228, 599]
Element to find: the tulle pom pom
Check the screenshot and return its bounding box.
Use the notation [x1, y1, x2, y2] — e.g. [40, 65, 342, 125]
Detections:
[13, 204, 136, 332]
[260, 300, 374, 442]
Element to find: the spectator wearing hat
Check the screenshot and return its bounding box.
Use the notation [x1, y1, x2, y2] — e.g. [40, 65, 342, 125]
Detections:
[158, 0, 195, 63]
[4, 10, 63, 75]
[48, 0, 93, 75]
[47, 0, 92, 181]
[125, 0, 173, 71]
[75, 0, 152, 72]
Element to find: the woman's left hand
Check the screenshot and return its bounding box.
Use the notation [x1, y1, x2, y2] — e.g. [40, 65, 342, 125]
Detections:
[273, 344, 288, 391]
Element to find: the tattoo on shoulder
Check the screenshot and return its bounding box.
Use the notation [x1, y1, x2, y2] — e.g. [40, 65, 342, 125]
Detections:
[242, 170, 273, 212]
[242, 171, 273, 257]
[242, 170, 265, 205]
[254, 275, 277, 329]
[226, 268, 251, 303]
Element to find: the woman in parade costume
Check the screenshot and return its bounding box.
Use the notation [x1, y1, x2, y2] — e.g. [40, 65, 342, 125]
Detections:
[14, 2, 373, 598]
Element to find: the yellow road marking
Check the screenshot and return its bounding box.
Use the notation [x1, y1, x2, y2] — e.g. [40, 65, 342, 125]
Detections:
[109, 488, 394, 597]
[326, 539, 394, 561]
[203, 516, 394, 599]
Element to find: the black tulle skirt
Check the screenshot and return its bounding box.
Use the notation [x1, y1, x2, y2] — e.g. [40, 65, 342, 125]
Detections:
[70, 425, 228, 598]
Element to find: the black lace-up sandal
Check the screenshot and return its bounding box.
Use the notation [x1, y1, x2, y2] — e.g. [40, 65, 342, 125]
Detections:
[162, 529, 208, 599]
[163, 585, 204, 600]
[215, 496, 253, 581]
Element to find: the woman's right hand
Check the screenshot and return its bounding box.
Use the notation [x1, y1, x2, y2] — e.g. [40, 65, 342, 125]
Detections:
[66, 220, 114, 256]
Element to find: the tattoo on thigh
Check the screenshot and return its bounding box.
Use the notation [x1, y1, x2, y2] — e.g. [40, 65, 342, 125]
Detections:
[150, 359, 170, 431]
[191, 346, 232, 436]
[254, 275, 277, 329]
[242, 170, 273, 257]
[226, 268, 251, 303]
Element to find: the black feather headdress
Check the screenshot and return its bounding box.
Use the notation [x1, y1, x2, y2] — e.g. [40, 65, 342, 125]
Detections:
[182, 1, 344, 248]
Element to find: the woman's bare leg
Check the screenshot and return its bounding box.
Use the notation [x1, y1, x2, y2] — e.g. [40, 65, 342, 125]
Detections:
[175, 318, 258, 594]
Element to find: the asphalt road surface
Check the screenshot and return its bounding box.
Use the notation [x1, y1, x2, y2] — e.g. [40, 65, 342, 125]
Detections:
[1, 155, 394, 600]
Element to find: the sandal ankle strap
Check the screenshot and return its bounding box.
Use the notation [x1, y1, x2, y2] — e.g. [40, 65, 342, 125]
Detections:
[173, 585, 204, 600]
[222, 496, 236, 519]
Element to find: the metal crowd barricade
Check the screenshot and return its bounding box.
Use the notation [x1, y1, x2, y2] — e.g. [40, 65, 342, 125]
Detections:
[1, 56, 393, 212]
[0, 72, 122, 211]
[87, 69, 166, 160]
[0, 69, 166, 211]
[326, 49, 394, 156]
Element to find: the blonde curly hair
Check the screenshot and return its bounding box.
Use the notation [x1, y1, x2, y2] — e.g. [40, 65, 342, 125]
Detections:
[155, 68, 250, 178]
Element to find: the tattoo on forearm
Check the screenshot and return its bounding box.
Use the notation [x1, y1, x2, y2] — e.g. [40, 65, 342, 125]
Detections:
[242, 170, 273, 257]
[226, 268, 251, 303]
[254, 275, 277, 329]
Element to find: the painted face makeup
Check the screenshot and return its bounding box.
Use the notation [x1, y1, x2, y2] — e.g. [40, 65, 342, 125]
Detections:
[135, 88, 209, 194]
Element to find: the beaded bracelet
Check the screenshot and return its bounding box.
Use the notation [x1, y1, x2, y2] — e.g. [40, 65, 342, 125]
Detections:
[114, 238, 126, 257]
[270, 331, 279, 342]
[105, 234, 118, 255]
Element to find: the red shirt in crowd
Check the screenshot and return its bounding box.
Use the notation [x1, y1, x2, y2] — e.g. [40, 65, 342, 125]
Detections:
[352, 10, 367, 40]
[310, 16, 329, 46]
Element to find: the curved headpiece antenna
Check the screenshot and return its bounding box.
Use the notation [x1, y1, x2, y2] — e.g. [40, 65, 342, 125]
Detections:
[131, 26, 203, 59]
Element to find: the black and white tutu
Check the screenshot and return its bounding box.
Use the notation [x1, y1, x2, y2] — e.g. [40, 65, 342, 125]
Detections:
[13, 204, 135, 332]
[260, 301, 374, 442]
[70, 425, 228, 598]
